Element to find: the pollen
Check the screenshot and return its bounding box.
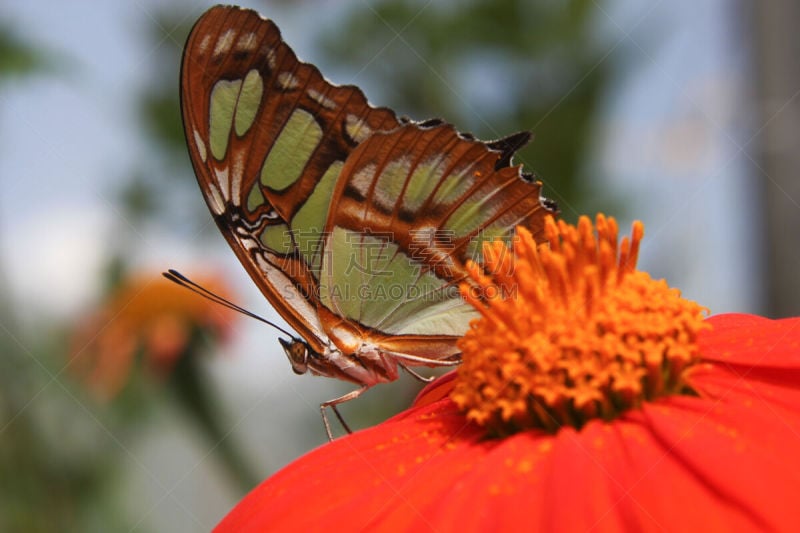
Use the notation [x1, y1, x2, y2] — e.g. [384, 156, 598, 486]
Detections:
[452, 214, 710, 436]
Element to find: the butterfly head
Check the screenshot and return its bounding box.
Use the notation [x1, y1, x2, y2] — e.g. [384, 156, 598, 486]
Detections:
[279, 337, 312, 375]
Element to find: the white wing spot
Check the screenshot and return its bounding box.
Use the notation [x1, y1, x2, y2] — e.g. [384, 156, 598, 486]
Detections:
[236, 32, 258, 52]
[198, 34, 212, 54]
[308, 89, 336, 110]
[276, 72, 299, 90]
[345, 114, 373, 143]
[193, 129, 207, 163]
[242, 236, 260, 252]
[231, 150, 244, 206]
[214, 29, 235, 56]
[214, 167, 230, 201]
[207, 182, 225, 215]
[265, 47, 277, 70]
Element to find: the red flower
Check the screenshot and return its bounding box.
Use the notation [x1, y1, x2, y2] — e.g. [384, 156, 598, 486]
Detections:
[217, 217, 800, 532]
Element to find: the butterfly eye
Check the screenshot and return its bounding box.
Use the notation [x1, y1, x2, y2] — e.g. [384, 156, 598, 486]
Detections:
[280, 338, 309, 375]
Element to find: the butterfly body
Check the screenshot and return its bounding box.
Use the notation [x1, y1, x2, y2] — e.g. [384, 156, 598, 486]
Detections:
[181, 5, 557, 437]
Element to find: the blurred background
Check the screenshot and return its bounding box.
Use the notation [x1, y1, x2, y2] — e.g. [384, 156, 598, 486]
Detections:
[1, 0, 797, 530]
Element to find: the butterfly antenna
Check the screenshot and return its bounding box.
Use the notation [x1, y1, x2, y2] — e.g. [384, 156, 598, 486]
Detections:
[162, 269, 296, 339]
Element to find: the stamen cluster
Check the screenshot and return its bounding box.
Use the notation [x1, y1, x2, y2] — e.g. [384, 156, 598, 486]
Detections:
[453, 215, 709, 435]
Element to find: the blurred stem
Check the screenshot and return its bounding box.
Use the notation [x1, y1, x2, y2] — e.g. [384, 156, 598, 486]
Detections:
[169, 334, 260, 493]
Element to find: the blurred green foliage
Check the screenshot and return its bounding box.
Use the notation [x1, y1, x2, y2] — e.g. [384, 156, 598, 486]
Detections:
[0, 331, 131, 532]
[0, 27, 48, 80]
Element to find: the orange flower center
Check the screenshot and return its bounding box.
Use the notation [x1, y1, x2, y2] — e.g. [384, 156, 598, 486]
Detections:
[452, 214, 710, 436]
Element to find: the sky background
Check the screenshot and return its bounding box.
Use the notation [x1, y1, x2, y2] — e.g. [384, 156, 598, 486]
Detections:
[1, 1, 762, 530]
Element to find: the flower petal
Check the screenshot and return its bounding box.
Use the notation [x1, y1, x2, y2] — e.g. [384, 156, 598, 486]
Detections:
[216, 399, 485, 532]
[218, 313, 800, 532]
[218, 392, 800, 531]
[636, 396, 800, 531]
[412, 371, 456, 408]
[700, 314, 800, 368]
[691, 314, 800, 413]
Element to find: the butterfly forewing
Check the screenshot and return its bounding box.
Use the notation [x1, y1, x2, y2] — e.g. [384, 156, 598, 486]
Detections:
[181, 6, 402, 353]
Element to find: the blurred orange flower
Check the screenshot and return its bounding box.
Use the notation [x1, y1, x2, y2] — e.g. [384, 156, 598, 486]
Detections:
[70, 272, 236, 398]
[216, 216, 800, 532]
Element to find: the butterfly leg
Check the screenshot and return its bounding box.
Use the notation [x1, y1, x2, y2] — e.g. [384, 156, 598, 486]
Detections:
[321, 386, 369, 441]
[399, 362, 435, 383]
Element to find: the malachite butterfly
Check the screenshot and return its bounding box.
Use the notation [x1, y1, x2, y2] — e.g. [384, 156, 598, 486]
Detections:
[179, 5, 558, 438]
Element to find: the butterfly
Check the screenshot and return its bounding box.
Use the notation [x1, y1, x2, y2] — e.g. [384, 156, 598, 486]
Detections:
[179, 5, 558, 439]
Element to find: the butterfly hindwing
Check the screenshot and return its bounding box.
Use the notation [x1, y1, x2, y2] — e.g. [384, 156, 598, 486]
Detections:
[317, 123, 552, 357]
